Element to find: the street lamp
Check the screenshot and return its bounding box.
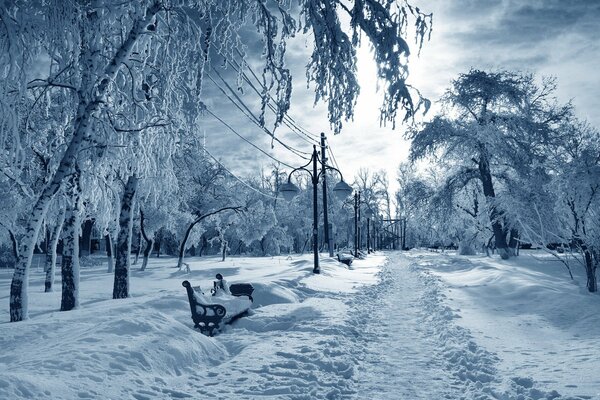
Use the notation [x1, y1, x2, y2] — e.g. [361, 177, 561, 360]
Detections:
[279, 145, 352, 273]
[364, 208, 374, 254]
[279, 181, 300, 201]
[353, 191, 359, 256]
[332, 180, 353, 200]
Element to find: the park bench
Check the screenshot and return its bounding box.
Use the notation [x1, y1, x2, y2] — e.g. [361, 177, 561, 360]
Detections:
[182, 280, 253, 336]
[228, 283, 255, 301]
[337, 253, 354, 266]
[351, 249, 367, 259]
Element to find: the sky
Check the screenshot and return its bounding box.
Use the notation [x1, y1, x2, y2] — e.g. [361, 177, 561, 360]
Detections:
[203, 0, 600, 197]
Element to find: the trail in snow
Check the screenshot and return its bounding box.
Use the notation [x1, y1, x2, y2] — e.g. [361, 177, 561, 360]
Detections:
[352, 253, 568, 400]
[350, 255, 460, 399]
[189, 253, 505, 399]
[2, 253, 583, 399]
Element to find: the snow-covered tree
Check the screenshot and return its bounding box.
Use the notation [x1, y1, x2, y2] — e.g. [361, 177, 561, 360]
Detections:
[513, 120, 600, 291]
[4, 0, 431, 320]
[408, 70, 572, 259]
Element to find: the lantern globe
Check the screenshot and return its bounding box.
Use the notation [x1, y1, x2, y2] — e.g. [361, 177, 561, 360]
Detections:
[332, 180, 353, 200]
[279, 181, 300, 201]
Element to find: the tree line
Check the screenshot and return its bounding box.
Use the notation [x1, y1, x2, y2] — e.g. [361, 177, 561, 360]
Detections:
[397, 69, 599, 292]
[0, 0, 430, 321]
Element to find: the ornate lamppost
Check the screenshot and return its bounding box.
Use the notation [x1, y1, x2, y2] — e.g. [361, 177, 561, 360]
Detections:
[365, 207, 374, 254]
[353, 191, 360, 256]
[279, 145, 353, 273]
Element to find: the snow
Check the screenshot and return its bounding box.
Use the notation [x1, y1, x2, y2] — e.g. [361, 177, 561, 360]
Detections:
[406, 249, 600, 399]
[1, 251, 599, 399]
[195, 290, 252, 319]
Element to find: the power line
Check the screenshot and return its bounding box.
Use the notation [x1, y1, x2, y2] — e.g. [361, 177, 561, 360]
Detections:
[230, 49, 321, 142]
[207, 68, 311, 160]
[213, 46, 321, 147]
[328, 143, 341, 171]
[203, 106, 296, 169]
[205, 46, 345, 181]
[203, 146, 279, 200]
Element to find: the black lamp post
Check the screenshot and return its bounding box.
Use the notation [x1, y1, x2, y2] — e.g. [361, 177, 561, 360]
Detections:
[279, 145, 353, 273]
[353, 191, 359, 256]
[365, 208, 374, 254]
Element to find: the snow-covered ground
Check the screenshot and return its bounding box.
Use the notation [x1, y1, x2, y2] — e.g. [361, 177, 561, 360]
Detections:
[0, 251, 598, 399]
[407, 250, 600, 399]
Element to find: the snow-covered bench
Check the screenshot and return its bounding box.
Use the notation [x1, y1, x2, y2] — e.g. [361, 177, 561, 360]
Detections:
[228, 283, 255, 301]
[337, 253, 354, 266]
[182, 280, 253, 336]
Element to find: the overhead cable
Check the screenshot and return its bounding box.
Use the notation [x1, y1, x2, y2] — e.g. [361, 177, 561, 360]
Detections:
[207, 68, 311, 160]
[203, 106, 296, 169]
[203, 146, 279, 200]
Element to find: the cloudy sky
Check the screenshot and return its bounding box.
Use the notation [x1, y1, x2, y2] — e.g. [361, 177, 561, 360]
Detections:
[203, 0, 600, 195]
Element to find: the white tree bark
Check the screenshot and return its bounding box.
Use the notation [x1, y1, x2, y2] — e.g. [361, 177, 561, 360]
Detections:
[44, 206, 66, 293]
[9, 2, 162, 321]
[113, 175, 139, 299]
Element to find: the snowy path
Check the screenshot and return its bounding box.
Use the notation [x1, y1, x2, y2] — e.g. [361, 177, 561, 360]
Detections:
[351, 255, 460, 398]
[2, 252, 592, 399]
[191, 253, 504, 399]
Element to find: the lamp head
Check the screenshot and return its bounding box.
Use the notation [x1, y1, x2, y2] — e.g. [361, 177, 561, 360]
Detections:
[279, 181, 300, 201]
[332, 180, 353, 200]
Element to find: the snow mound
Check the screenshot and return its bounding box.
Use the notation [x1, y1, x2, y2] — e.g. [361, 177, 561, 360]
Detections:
[407, 250, 600, 399]
[1, 253, 391, 399]
[233, 303, 321, 333]
[0, 296, 227, 400]
[250, 282, 300, 306]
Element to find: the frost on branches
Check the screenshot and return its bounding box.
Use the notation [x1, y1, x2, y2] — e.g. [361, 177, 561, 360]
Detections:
[408, 70, 572, 260]
[1, 0, 431, 321]
[405, 69, 599, 291]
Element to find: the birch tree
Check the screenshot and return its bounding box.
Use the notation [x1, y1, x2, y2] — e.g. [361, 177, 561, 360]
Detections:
[3, 0, 431, 320]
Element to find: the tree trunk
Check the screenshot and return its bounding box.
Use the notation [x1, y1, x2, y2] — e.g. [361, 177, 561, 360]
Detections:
[478, 153, 510, 259]
[44, 207, 65, 293]
[80, 219, 94, 256]
[105, 234, 114, 273]
[261, 237, 266, 256]
[8, 229, 19, 259]
[177, 220, 199, 270]
[139, 209, 153, 271]
[508, 228, 519, 257]
[61, 170, 82, 312]
[133, 227, 141, 265]
[141, 239, 153, 271]
[584, 249, 598, 293]
[222, 240, 227, 261]
[155, 233, 161, 258]
[9, 2, 162, 321]
[198, 235, 206, 257]
[113, 175, 138, 299]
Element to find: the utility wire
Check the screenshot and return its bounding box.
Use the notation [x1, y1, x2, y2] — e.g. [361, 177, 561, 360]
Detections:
[210, 66, 313, 157]
[203, 146, 279, 200]
[205, 46, 344, 180]
[215, 45, 320, 146]
[203, 106, 296, 169]
[236, 59, 348, 183]
[328, 143, 341, 171]
[207, 68, 311, 160]
[231, 49, 321, 142]
[224, 52, 348, 185]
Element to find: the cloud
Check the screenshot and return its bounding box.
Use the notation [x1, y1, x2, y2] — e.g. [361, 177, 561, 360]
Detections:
[202, 1, 600, 196]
